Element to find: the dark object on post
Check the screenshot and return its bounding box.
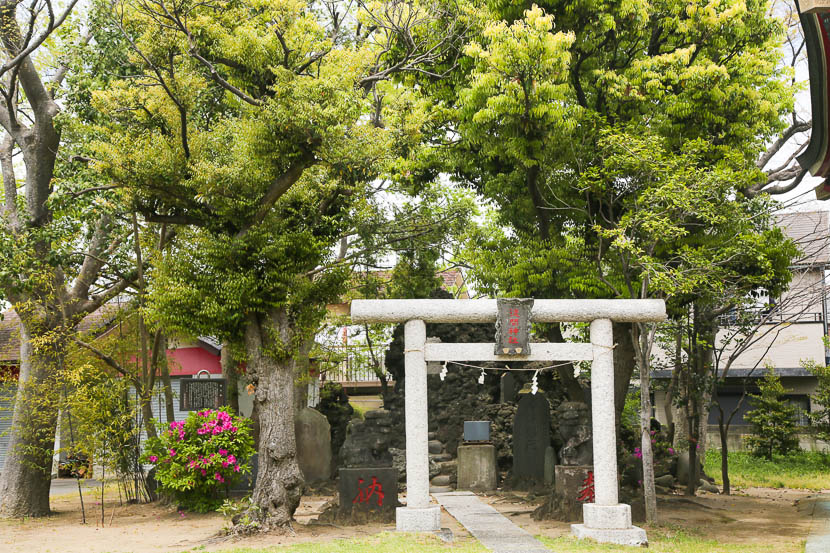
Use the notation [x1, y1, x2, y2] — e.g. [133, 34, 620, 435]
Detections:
[463, 421, 491, 442]
[494, 298, 533, 355]
[179, 378, 227, 411]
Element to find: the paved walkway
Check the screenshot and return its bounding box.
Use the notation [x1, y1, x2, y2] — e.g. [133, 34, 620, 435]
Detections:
[434, 491, 550, 553]
[805, 494, 830, 553]
[50, 478, 101, 496]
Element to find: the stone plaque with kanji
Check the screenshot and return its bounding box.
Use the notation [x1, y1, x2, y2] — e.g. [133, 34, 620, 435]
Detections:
[338, 467, 398, 520]
[495, 298, 533, 355]
[179, 378, 227, 411]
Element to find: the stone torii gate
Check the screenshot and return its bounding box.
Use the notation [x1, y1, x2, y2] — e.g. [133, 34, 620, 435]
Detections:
[351, 298, 666, 546]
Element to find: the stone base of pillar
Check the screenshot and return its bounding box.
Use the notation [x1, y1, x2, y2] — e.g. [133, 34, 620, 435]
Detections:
[396, 505, 441, 532]
[582, 503, 632, 529]
[571, 523, 648, 546]
[572, 502, 647, 546]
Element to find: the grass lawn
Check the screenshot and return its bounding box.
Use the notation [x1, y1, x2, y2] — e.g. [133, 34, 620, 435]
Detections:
[214, 533, 486, 553]
[209, 526, 804, 553]
[540, 526, 805, 553]
[704, 449, 830, 489]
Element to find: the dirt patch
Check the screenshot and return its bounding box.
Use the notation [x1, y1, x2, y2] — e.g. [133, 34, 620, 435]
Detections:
[481, 487, 812, 548]
[0, 487, 813, 552]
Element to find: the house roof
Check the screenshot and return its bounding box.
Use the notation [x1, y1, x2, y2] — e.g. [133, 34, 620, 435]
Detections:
[0, 303, 125, 362]
[347, 268, 469, 299]
[774, 211, 830, 266]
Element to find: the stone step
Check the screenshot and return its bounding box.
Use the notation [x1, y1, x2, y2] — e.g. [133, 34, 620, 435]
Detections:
[431, 474, 452, 487]
[428, 432, 437, 440]
[430, 453, 452, 463]
[428, 440, 444, 454]
[430, 485, 454, 494]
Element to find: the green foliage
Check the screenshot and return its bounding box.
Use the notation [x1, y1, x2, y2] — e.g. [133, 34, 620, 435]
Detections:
[804, 360, 830, 445]
[705, 449, 830, 490]
[621, 389, 641, 437]
[141, 408, 255, 512]
[745, 369, 800, 460]
[63, 363, 138, 479]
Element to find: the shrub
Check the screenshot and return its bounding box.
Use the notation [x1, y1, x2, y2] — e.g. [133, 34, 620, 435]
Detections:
[745, 369, 799, 460]
[142, 407, 255, 512]
[804, 361, 830, 445]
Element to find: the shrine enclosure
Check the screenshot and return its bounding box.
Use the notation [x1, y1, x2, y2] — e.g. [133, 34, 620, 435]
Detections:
[350, 298, 667, 546]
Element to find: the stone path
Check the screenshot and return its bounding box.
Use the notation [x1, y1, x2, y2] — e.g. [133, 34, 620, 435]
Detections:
[434, 491, 550, 553]
[805, 494, 830, 553]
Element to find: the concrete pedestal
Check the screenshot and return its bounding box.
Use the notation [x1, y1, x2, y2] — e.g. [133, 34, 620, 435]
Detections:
[457, 444, 497, 491]
[396, 505, 441, 532]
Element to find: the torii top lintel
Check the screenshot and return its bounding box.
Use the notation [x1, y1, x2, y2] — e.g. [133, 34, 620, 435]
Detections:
[349, 299, 667, 324]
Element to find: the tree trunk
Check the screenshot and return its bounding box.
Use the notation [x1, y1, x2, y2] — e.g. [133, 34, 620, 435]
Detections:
[640, 369, 657, 523]
[631, 323, 657, 523]
[613, 322, 636, 429]
[139, 393, 158, 440]
[240, 310, 304, 531]
[158, 336, 175, 423]
[719, 415, 730, 495]
[0, 323, 60, 517]
[220, 343, 240, 415]
[546, 324, 586, 403]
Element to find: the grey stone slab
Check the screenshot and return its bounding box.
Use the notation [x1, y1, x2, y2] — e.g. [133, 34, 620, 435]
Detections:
[434, 492, 550, 553]
[513, 394, 551, 484]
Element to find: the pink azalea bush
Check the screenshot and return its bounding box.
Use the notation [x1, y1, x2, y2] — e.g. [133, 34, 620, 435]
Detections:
[141, 407, 255, 512]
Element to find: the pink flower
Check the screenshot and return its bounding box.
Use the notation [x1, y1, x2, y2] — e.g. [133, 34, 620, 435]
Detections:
[169, 449, 176, 457]
[215, 473, 224, 483]
[227, 455, 236, 464]
[234, 464, 241, 472]
[200, 469, 207, 476]
[222, 461, 229, 468]
[668, 447, 675, 455]
[148, 455, 158, 463]
[218, 449, 228, 456]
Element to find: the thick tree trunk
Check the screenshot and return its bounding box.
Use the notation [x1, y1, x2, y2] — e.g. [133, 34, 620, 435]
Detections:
[613, 322, 636, 428]
[240, 310, 304, 531]
[0, 323, 60, 517]
[546, 324, 586, 403]
[220, 343, 240, 415]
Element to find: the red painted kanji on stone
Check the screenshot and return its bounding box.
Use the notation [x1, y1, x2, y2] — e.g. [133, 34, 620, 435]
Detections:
[578, 471, 595, 503]
[352, 476, 385, 506]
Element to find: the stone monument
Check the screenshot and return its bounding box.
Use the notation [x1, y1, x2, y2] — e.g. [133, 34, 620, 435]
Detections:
[335, 408, 400, 523]
[512, 392, 551, 485]
[295, 407, 332, 483]
[500, 372, 517, 403]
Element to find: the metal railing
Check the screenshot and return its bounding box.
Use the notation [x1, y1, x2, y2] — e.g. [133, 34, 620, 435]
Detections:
[718, 308, 824, 326]
[320, 344, 394, 384]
